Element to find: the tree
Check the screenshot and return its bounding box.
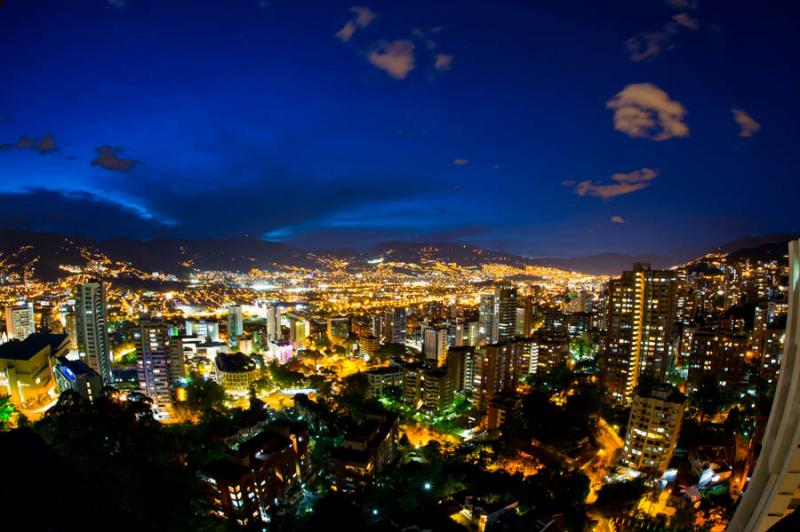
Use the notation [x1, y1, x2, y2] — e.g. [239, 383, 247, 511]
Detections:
[375, 342, 406, 361]
[593, 478, 647, 518]
[186, 376, 226, 414]
[0, 395, 18, 430]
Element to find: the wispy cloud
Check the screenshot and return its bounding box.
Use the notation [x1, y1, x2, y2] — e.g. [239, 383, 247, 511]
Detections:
[731, 107, 761, 138]
[567, 168, 659, 199]
[434, 54, 453, 71]
[91, 146, 137, 172]
[335, 6, 377, 43]
[611, 215, 625, 224]
[665, 0, 698, 10]
[13, 134, 58, 154]
[626, 3, 700, 62]
[607, 83, 688, 141]
[367, 40, 415, 79]
[453, 158, 468, 166]
[107, 0, 128, 10]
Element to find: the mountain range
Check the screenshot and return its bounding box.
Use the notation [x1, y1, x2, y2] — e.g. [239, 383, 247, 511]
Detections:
[0, 228, 796, 281]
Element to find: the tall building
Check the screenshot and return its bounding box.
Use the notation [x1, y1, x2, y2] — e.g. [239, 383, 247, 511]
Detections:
[601, 263, 678, 404]
[729, 239, 800, 532]
[75, 281, 112, 385]
[492, 284, 518, 343]
[327, 317, 350, 341]
[5, 302, 35, 341]
[266, 303, 281, 342]
[446, 346, 478, 393]
[516, 295, 533, 337]
[382, 307, 407, 344]
[227, 305, 244, 343]
[476, 341, 521, 413]
[466, 321, 480, 346]
[478, 294, 494, 343]
[687, 329, 748, 393]
[620, 383, 686, 475]
[421, 368, 453, 412]
[422, 326, 448, 366]
[289, 317, 309, 348]
[136, 320, 174, 413]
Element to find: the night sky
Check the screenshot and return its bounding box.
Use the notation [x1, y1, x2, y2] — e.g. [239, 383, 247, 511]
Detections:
[1, 0, 798, 258]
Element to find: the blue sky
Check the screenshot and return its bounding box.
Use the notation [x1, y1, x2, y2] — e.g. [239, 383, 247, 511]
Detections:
[1, 0, 798, 258]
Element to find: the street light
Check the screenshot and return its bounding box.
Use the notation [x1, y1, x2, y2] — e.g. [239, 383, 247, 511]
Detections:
[423, 482, 432, 491]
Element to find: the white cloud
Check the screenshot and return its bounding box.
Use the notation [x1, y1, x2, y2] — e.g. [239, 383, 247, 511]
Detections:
[434, 54, 453, 71]
[367, 40, 415, 79]
[607, 83, 688, 141]
[335, 6, 377, 43]
[611, 216, 625, 224]
[732, 107, 761, 138]
[568, 168, 659, 199]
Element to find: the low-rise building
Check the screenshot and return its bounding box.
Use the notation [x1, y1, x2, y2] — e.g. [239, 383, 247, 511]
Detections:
[53, 356, 103, 402]
[365, 366, 403, 398]
[0, 333, 68, 408]
[215, 352, 258, 392]
[331, 413, 399, 492]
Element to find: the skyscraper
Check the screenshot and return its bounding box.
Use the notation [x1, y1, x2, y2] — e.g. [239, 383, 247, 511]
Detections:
[478, 294, 494, 343]
[382, 307, 407, 344]
[75, 282, 112, 385]
[136, 320, 174, 413]
[5, 302, 35, 341]
[422, 326, 448, 366]
[492, 284, 518, 343]
[620, 383, 686, 475]
[601, 263, 678, 404]
[227, 305, 244, 343]
[476, 341, 521, 413]
[266, 303, 281, 342]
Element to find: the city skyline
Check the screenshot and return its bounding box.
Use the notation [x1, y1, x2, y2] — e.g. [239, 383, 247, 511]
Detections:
[2, 0, 799, 258]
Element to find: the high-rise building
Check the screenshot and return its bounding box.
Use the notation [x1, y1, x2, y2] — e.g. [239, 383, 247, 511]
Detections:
[476, 341, 521, 413]
[729, 239, 800, 532]
[136, 320, 174, 413]
[289, 317, 309, 348]
[227, 305, 244, 344]
[422, 326, 448, 366]
[687, 329, 748, 393]
[516, 295, 533, 337]
[466, 321, 480, 346]
[5, 302, 35, 341]
[619, 383, 686, 475]
[492, 284, 518, 343]
[601, 263, 678, 404]
[266, 303, 282, 342]
[382, 307, 406, 344]
[446, 346, 478, 393]
[421, 368, 453, 412]
[75, 282, 112, 385]
[327, 317, 350, 341]
[478, 294, 494, 343]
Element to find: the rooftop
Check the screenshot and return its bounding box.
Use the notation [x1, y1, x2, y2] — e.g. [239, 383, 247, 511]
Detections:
[0, 333, 68, 361]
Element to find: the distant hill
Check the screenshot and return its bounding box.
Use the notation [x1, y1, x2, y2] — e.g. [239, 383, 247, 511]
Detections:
[0, 229, 796, 281]
[0, 229, 314, 281]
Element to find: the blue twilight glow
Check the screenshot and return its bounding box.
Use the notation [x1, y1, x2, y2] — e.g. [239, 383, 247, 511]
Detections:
[0, 0, 798, 258]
